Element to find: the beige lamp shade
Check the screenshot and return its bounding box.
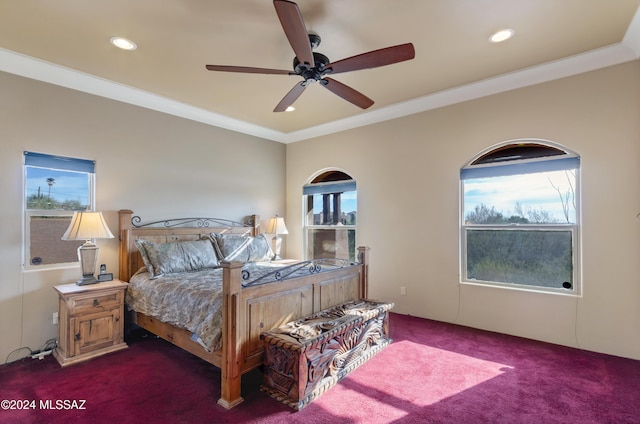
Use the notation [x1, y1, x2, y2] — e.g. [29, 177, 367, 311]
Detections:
[62, 211, 114, 241]
[62, 211, 114, 285]
[266, 216, 288, 235]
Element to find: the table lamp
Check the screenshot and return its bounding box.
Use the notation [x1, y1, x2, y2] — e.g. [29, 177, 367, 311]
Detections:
[61, 211, 114, 285]
[266, 215, 288, 260]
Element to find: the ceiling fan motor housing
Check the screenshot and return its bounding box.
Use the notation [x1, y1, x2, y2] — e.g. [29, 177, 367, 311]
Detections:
[293, 52, 331, 81]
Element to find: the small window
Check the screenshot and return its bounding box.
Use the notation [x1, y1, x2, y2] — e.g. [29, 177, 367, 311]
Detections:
[460, 141, 580, 293]
[24, 152, 95, 268]
[303, 170, 357, 261]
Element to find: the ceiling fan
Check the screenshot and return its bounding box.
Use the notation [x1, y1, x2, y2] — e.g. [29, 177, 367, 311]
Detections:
[205, 0, 415, 112]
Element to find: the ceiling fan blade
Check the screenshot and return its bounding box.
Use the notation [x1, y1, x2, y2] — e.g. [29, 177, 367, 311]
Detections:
[273, 0, 315, 67]
[326, 43, 415, 74]
[205, 64, 293, 75]
[321, 77, 374, 109]
[274, 81, 308, 112]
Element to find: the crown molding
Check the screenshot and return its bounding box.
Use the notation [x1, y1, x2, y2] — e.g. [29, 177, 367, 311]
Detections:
[282, 42, 638, 143]
[0, 48, 283, 142]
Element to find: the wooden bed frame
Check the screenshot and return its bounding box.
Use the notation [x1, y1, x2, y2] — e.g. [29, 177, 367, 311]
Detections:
[117, 209, 369, 409]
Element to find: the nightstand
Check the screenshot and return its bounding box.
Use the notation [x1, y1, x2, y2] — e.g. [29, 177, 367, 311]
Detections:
[53, 280, 128, 367]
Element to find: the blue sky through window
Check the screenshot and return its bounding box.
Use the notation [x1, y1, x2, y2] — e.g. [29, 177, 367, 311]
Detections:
[464, 170, 576, 224]
[26, 167, 90, 206]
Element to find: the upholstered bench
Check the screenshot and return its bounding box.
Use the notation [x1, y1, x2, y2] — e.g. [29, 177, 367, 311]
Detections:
[260, 299, 394, 410]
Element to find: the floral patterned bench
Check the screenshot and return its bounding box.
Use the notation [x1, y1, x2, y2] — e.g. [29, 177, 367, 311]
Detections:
[260, 300, 394, 410]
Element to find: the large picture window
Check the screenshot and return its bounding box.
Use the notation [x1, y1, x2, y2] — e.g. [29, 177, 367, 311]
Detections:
[24, 151, 95, 268]
[303, 170, 357, 261]
[460, 141, 580, 293]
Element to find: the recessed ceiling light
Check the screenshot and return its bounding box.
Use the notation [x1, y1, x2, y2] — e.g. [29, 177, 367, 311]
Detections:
[285, 106, 295, 112]
[489, 29, 514, 43]
[110, 36, 137, 51]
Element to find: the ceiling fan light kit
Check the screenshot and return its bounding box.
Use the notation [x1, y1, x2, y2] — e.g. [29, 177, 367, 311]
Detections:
[205, 0, 415, 112]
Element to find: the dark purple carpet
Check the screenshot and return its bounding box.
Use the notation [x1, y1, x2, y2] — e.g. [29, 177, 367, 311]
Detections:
[1, 313, 639, 423]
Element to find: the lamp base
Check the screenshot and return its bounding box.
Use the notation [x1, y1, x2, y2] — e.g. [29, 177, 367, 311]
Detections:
[76, 274, 99, 286]
[271, 235, 283, 261]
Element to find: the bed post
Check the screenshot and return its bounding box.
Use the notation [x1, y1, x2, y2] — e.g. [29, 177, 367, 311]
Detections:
[358, 246, 370, 299]
[118, 209, 133, 282]
[218, 260, 245, 409]
[250, 214, 260, 236]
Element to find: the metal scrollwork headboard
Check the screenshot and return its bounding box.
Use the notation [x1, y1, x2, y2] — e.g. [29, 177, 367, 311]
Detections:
[131, 216, 252, 229]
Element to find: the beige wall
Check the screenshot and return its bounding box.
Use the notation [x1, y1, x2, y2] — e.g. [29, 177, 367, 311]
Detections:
[2, 60, 638, 364]
[286, 61, 640, 360]
[0, 71, 285, 362]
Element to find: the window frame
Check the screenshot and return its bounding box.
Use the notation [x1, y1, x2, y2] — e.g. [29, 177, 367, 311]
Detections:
[23, 151, 96, 270]
[460, 140, 581, 295]
[302, 171, 357, 262]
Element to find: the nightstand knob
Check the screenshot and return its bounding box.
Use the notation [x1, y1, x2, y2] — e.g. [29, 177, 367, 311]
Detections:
[74, 333, 80, 341]
[93, 299, 100, 307]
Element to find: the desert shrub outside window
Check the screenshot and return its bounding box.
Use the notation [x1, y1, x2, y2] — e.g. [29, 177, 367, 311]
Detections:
[24, 151, 95, 269]
[460, 141, 580, 294]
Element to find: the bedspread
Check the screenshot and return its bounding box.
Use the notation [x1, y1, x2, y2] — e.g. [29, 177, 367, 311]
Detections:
[126, 261, 343, 352]
[126, 267, 226, 351]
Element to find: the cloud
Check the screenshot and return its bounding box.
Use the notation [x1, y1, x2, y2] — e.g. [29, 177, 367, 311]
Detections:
[464, 170, 576, 223]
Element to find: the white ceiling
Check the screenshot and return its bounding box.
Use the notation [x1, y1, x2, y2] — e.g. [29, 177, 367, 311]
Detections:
[1, 1, 639, 143]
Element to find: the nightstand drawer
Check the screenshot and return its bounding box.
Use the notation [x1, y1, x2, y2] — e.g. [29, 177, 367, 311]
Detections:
[68, 290, 122, 314]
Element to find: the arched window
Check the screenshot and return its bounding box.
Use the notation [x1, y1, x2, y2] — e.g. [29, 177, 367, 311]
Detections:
[460, 140, 580, 293]
[303, 170, 357, 261]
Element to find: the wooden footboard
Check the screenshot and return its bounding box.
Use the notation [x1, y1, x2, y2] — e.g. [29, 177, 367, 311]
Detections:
[216, 251, 370, 408]
[117, 210, 369, 409]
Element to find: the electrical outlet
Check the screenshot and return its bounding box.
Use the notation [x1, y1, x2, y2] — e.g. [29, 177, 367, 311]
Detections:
[52, 312, 58, 325]
[400, 286, 406, 296]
